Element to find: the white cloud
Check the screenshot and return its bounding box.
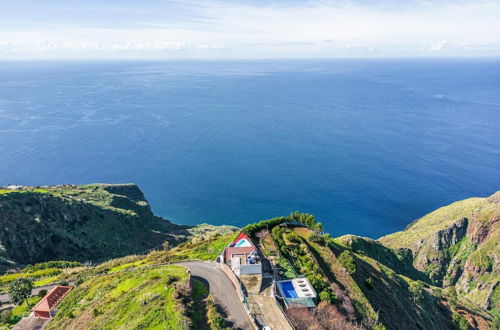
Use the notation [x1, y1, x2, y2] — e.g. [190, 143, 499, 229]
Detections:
[0, 0, 499, 58]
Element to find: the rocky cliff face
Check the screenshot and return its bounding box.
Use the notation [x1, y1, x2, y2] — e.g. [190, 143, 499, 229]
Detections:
[380, 191, 500, 312]
[0, 184, 190, 272]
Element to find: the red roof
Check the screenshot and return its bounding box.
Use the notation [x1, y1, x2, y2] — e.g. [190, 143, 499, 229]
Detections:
[33, 286, 72, 313]
[229, 232, 254, 247]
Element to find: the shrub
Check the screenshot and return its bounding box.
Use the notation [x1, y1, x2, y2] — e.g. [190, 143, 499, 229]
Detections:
[491, 316, 499, 330]
[365, 277, 374, 289]
[309, 233, 326, 245]
[0, 310, 11, 324]
[242, 216, 289, 236]
[338, 251, 356, 274]
[284, 232, 301, 244]
[37, 289, 48, 298]
[432, 287, 443, 299]
[409, 281, 424, 303]
[319, 289, 336, 304]
[452, 312, 470, 330]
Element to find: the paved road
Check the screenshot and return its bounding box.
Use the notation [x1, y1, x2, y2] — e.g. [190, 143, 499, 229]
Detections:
[0, 285, 56, 304]
[178, 261, 253, 330]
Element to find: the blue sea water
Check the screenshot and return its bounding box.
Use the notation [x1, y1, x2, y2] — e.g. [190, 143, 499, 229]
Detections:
[0, 59, 499, 238]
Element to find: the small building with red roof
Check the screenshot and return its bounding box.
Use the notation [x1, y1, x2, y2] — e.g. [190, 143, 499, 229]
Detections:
[33, 285, 72, 319]
[220, 232, 262, 276]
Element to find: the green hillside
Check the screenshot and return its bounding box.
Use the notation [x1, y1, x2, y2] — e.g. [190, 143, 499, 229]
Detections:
[380, 191, 499, 312]
[1, 187, 498, 330]
[0, 184, 192, 271]
[46, 265, 191, 330]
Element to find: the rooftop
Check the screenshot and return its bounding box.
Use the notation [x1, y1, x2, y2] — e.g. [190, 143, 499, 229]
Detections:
[33, 286, 72, 313]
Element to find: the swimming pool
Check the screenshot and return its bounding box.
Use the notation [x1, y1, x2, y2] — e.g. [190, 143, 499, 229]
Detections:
[280, 281, 298, 298]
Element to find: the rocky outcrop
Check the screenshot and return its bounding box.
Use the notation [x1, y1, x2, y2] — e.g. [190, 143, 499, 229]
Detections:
[412, 217, 468, 285]
[379, 191, 500, 312]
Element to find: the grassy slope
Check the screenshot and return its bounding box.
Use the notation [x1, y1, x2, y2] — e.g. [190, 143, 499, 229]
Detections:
[42, 232, 238, 329]
[1, 228, 237, 330]
[336, 234, 428, 282]
[296, 227, 493, 329]
[293, 228, 378, 322]
[46, 265, 191, 330]
[379, 196, 486, 250]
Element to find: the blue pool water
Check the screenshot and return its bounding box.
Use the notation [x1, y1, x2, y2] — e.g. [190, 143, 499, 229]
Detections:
[0, 59, 499, 237]
[280, 281, 298, 298]
[234, 239, 251, 247]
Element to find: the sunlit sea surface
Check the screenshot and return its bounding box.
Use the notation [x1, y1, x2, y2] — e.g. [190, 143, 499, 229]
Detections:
[1, 59, 499, 238]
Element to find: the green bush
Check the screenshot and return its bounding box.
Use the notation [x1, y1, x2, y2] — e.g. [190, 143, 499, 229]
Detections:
[409, 281, 424, 303]
[338, 251, 356, 274]
[242, 216, 289, 236]
[38, 289, 48, 298]
[309, 233, 326, 245]
[365, 277, 374, 289]
[452, 312, 470, 330]
[284, 232, 301, 244]
[318, 288, 336, 303]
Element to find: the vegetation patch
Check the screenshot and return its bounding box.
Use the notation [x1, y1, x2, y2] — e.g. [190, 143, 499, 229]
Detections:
[46, 265, 191, 330]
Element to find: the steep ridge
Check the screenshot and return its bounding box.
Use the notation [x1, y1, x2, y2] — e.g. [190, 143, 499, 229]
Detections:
[0, 184, 191, 271]
[380, 191, 499, 311]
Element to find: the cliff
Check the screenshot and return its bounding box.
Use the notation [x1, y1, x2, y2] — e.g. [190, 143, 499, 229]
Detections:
[379, 191, 499, 312]
[0, 184, 191, 271]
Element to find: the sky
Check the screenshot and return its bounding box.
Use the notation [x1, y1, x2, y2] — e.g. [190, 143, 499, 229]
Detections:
[1, 0, 500, 59]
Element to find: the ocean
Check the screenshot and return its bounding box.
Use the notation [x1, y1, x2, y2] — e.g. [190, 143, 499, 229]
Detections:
[0, 59, 499, 238]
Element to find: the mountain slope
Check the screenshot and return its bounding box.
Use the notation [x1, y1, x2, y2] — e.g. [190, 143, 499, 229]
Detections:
[1, 189, 498, 329]
[0, 184, 190, 271]
[379, 191, 499, 311]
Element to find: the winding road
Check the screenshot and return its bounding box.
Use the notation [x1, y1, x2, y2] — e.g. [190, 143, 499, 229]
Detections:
[178, 261, 253, 330]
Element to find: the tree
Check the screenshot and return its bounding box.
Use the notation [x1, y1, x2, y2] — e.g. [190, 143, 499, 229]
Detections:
[409, 281, 423, 303]
[8, 278, 33, 305]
